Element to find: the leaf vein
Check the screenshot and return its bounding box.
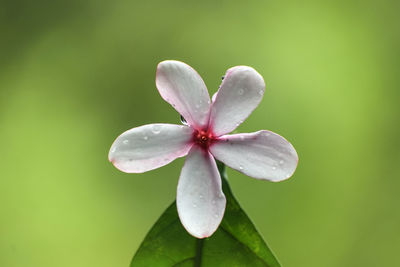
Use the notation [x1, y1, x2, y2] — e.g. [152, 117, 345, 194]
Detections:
[220, 227, 269, 267]
[171, 256, 195, 267]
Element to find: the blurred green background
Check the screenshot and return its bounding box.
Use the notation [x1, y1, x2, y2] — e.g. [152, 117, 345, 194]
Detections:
[1, 0, 399, 266]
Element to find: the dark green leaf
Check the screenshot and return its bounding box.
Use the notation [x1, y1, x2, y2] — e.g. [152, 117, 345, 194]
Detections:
[131, 163, 281, 267]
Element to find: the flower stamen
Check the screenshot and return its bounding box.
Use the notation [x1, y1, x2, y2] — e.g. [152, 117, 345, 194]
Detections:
[193, 130, 214, 149]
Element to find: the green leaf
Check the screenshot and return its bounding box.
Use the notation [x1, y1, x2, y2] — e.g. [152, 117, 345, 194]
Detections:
[131, 162, 281, 267]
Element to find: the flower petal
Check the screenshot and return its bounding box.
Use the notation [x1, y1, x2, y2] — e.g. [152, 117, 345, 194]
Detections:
[209, 66, 265, 136]
[156, 60, 211, 130]
[177, 145, 226, 238]
[211, 91, 218, 102]
[109, 124, 193, 173]
[209, 131, 298, 182]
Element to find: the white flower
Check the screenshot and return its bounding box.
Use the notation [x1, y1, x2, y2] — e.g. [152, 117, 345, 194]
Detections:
[109, 60, 298, 238]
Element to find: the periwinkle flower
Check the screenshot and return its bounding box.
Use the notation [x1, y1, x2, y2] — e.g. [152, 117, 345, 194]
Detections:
[109, 60, 298, 238]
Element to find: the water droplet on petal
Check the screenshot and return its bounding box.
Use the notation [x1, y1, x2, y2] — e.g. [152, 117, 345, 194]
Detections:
[123, 140, 129, 144]
[214, 213, 219, 218]
[259, 90, 264, 95]
[240, 136, 245, 140]
[272, 166, 277, 170]
[199, 194, 203, 199]
[279, 160, 284, 165]
[152, 125, 161, 134]
[238, 89, 244, 95]
[111, 147, 116, 153]
[193, 203, 197, 208]
[180, 115, 188, 125]
[143, 136, 148, 140]
[239, 166, 244, 170]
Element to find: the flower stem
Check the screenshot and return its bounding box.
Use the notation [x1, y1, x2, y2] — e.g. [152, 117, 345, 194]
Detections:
[194, 238, 204, 267]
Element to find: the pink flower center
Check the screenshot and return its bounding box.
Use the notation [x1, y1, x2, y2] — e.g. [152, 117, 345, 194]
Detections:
[193, 130, 215, 149]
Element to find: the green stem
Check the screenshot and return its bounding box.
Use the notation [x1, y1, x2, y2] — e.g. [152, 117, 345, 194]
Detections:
[194, 238, 204, 267]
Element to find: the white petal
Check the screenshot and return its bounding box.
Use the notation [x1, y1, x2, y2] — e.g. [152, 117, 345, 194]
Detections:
[212, 91, 218, 102]
[209, 131, 298, 182]
[177, 145, 226, 238]
[156, 60, 211, 130]
[109, 124, 193, 173]
[209, 66, 265, 136]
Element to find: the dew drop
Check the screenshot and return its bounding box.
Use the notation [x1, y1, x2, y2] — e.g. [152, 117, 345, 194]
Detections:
[240, 136, 245, 140]
[199, 194, 203, 199]
[272, 166, 277, 170]
[123, 140, 129, 144]
[143, 136, 148, 140]
[279, 160, 284, 165]
[180, 115, 188, 125]
[238, 88, 244, 95]
[111, 147, 116, 153]
[193, 203, 197, 208]
[259, 90, 264, 95]
[152, 125, 161, 134]
[239, 166, 244, 170]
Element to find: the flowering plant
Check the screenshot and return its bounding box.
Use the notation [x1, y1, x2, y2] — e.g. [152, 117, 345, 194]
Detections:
[109, 60, 298, 266]
[109, 60, 298, 238]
